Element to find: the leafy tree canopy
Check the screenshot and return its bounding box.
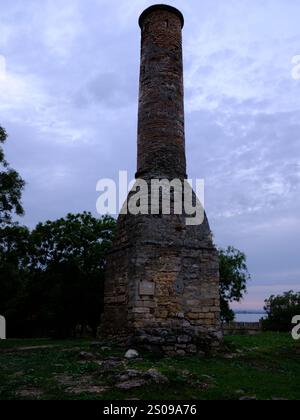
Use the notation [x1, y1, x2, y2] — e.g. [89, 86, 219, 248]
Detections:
[219, 246, 250, 322]
[0, 213, 116, 338]
[262, 291, 300, 332]
[0, 126, 25, 225]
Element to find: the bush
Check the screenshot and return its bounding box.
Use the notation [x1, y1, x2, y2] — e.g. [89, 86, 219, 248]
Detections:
[262, 291, 300, 332]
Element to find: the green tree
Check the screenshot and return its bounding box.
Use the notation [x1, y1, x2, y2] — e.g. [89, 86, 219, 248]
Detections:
[0, 126, 25, 225]
[262, 291, 300, 332]
[26, 212, 116, 338]
[219, 246, 250, 323]
[0, 212, 116, 338]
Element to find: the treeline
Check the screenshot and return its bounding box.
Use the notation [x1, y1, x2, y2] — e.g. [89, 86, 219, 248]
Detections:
[0, 213, 116, 338]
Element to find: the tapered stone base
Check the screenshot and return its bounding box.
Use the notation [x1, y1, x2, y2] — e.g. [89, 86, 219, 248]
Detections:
[101, 196, 223, 355]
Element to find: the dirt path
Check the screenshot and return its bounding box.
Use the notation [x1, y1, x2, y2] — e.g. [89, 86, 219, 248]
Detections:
[0, 345, 58, 354]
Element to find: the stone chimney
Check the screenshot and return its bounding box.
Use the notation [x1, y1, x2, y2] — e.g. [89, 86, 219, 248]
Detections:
[137, 5, 186, 180]
[102, 5, 222, 355]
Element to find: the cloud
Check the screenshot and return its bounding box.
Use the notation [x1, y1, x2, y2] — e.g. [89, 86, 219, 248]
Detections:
[42, 2, 84, 59]
[74, 71, 137, 109]
[1, 0, 300, 309]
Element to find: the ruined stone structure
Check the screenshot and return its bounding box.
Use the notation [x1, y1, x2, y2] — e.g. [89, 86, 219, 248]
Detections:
[102, 5, 222, 355]
[222, 322, 262, 336]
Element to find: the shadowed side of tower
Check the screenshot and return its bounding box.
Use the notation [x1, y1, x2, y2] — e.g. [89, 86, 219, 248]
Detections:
[101, 5, 222, 354]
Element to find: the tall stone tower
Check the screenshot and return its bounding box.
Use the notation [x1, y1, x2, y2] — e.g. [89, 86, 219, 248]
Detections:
[102, 4, 222, 354]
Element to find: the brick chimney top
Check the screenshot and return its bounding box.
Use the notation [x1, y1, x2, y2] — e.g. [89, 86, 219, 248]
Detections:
[139, 4, 184, 29]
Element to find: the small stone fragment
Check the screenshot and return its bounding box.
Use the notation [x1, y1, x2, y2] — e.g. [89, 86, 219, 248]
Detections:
[116, 379, 147, 390]
[124, 349, 139, 359]
[147, 368, 169, 384]
[78, 351, 96, 361]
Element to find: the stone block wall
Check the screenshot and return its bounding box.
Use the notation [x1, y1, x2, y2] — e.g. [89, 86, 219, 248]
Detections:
[102, 192, 222, 354]
[222, 322, 262, 336]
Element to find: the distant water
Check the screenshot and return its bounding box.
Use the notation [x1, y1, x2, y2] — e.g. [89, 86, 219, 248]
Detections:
[234, 313, 266, 323]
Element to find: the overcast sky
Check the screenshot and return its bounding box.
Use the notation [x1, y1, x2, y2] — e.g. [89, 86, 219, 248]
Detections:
[1, 0, 300, 310]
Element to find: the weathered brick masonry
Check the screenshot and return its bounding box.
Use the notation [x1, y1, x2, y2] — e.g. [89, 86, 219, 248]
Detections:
[102, 5, 222, 354]
[136, 5, 186, 180]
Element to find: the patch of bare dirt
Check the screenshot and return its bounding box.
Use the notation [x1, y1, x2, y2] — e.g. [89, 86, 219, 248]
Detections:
[0, 345, 57, 354]
[66, 385, 108, 395]
[16, 388, 44, 399]
[54, 373, 108, 396]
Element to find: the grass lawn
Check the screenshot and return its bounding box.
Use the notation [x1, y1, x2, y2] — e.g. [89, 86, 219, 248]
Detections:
[0, 333, 299, 400]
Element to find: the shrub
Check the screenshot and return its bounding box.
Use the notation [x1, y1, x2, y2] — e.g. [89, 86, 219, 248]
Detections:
[262, 291, 300, 332]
